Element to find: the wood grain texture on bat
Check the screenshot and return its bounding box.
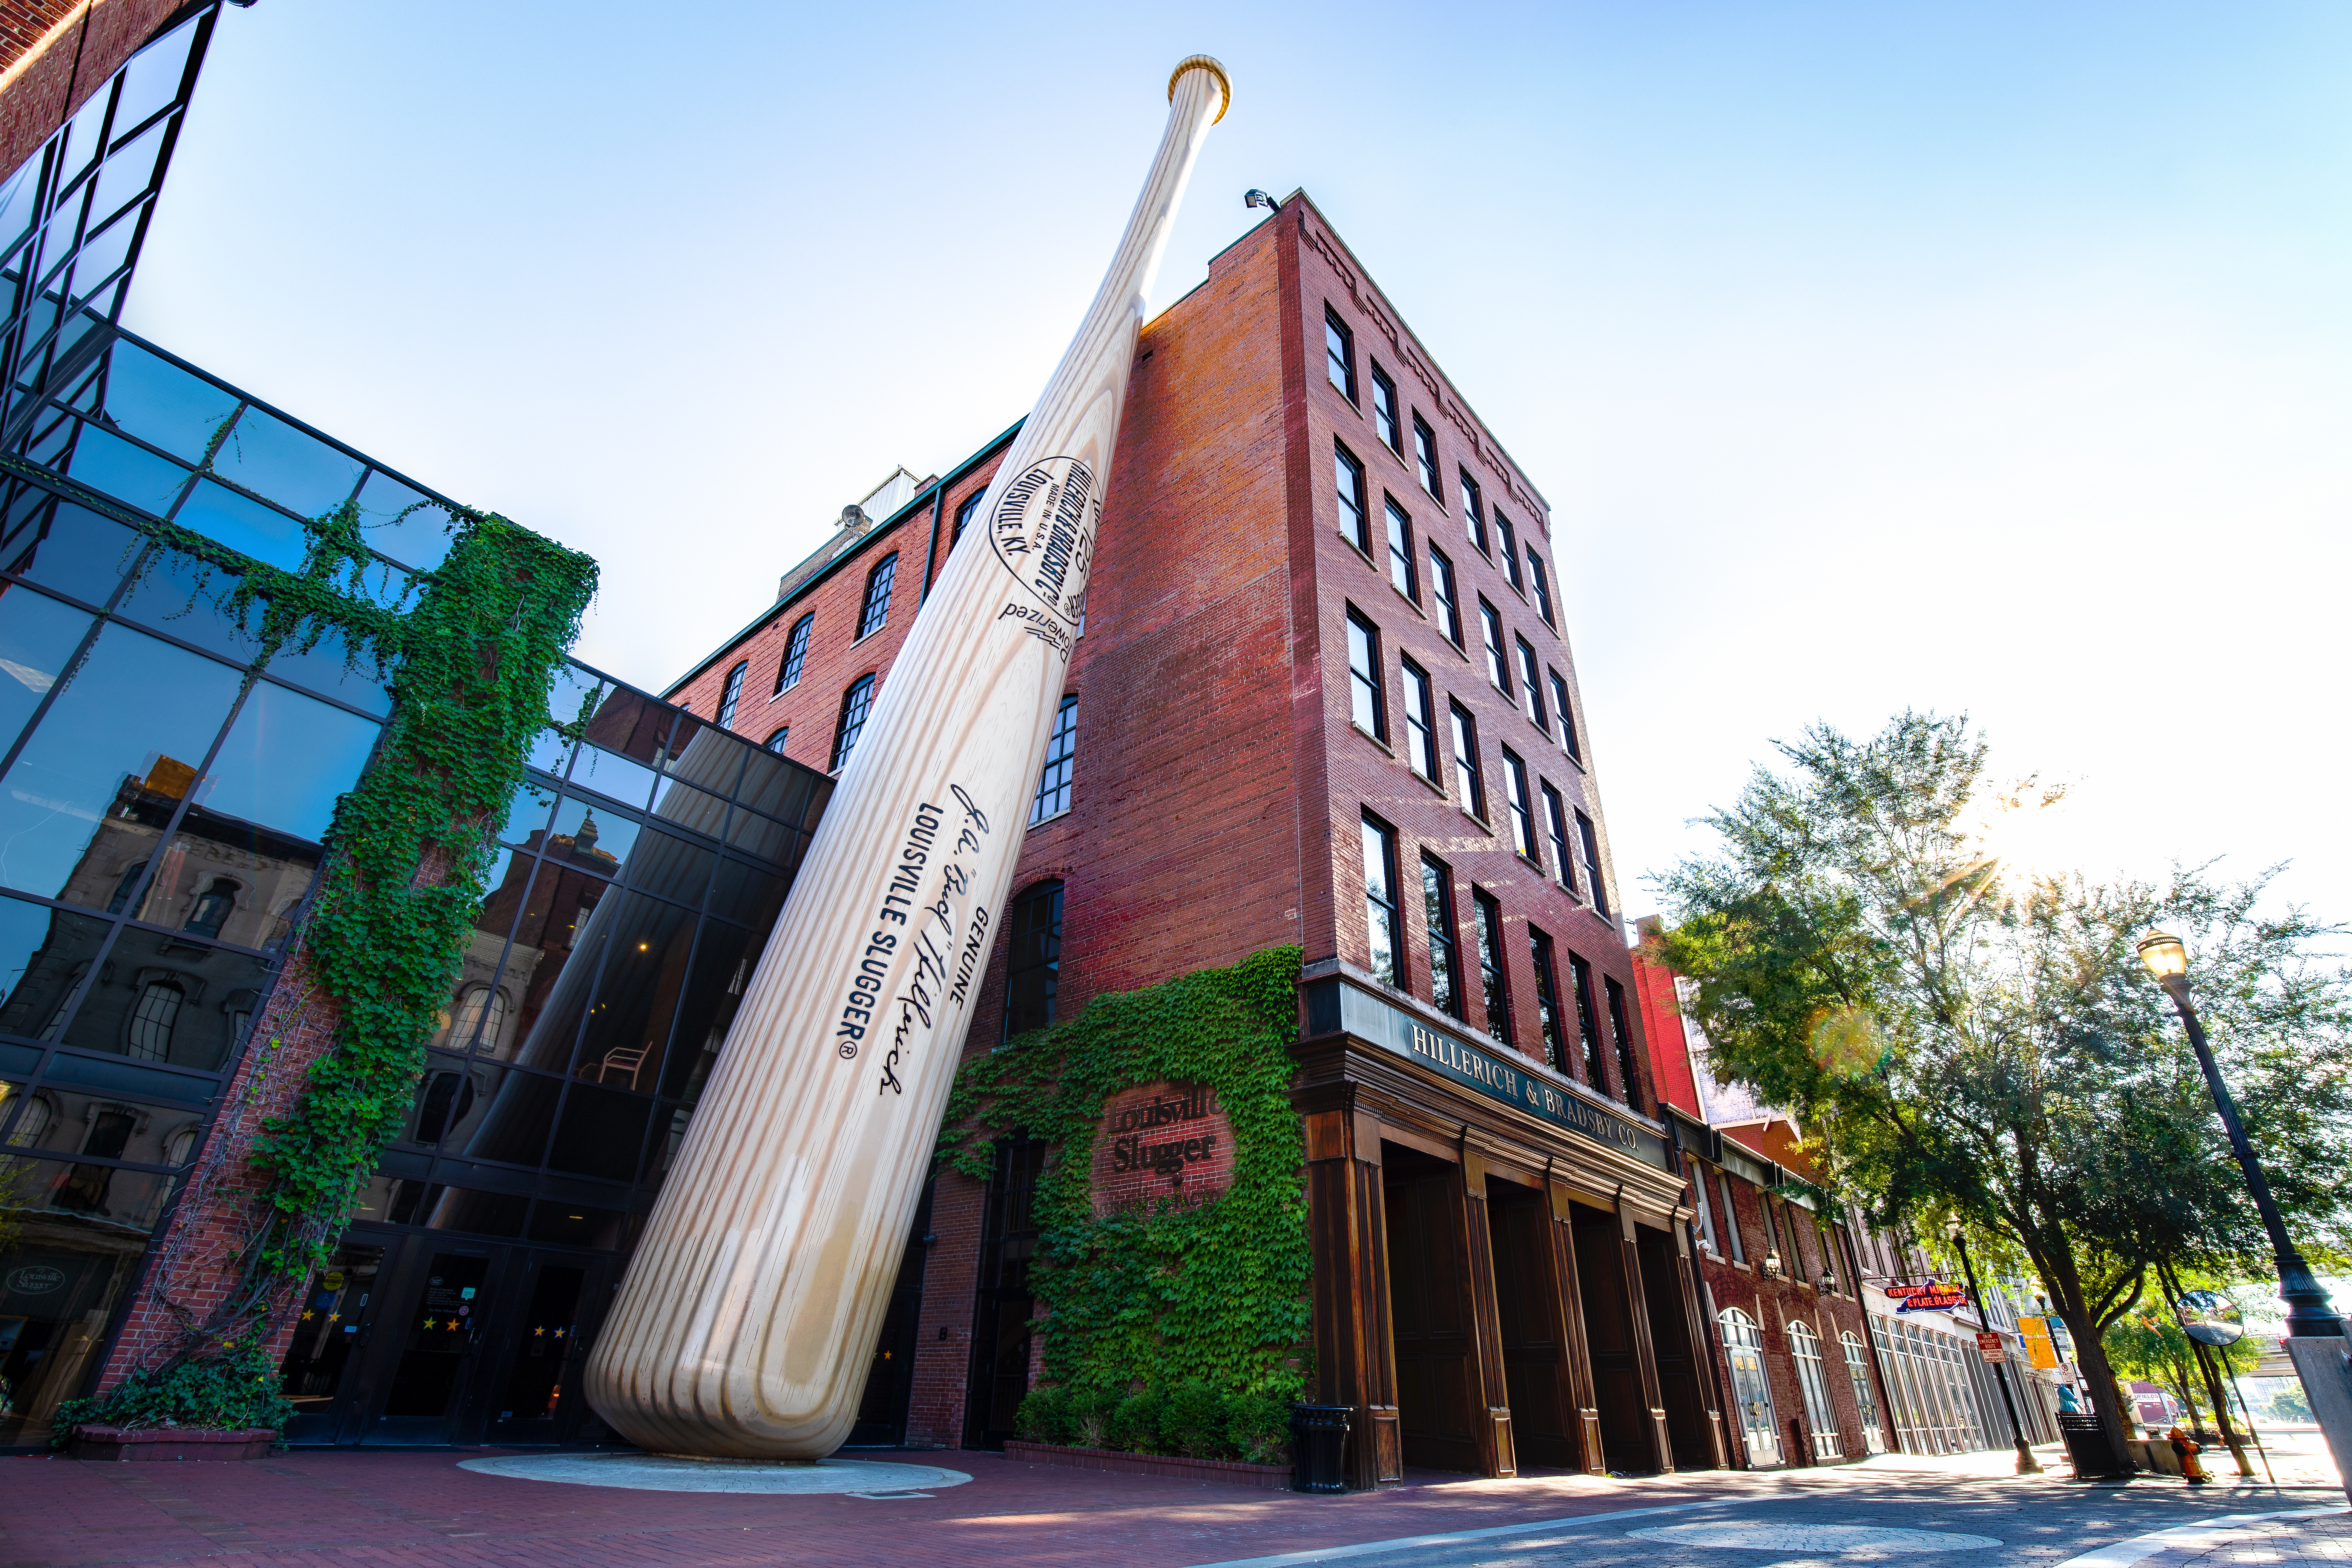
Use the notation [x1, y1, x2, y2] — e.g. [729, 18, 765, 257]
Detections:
[583, 56, 1231, 1459]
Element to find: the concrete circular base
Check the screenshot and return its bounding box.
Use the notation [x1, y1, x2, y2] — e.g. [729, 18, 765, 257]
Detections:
[457, 1453, 973, 1495]
[1628, 1524, 2005, 1555]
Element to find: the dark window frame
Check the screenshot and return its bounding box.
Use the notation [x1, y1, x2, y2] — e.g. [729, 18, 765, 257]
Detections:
[1459, 468, 1487, 554]
[856, 552, 898, 640]
[1413, 416, 1441, 501]
[1577, 810, 1610, 920]
[1428, 545, 1462, 646]
[1531, 924, 1565, 1071]
[1029, 693, 1077, 824]
[716, 661, 747, 728]
[1448, 700, 1485, 821]
[775, 613, 813, 694]
[764, 726, 789, 753]
[830, 673, 876, 771]
[1494, 508, 1522, 589]
[1606, 976, 1643, 1113]
[1472, 887, 1511, 1046]
[1422, 855, 1462, 1020]
[1479, 598, 1511, 696]
[1001, 879, 1064, 1043]
[1370, 362, 1400, 452]
[1502, 747, 1536, 863]
[951, 490, 985, 548]
[1516, 636, 1546, 731]
[1325, 306, 1358, 404]
[1550, 669, 1582, 763]
[1344, 608, 1387, 741]
[1333, 439, 1370, 554]
[1383, 496, 1416, 600]
[1542, 780, 1576, 897]
[1570, 950, 1607, 1090]
[1399, 657, 1439, 781]
[1361, 811, 1402, 990]
[1528, 549, 1556, 626]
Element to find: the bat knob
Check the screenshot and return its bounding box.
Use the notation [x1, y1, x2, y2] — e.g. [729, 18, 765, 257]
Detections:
[1168, 54, 1231, 123]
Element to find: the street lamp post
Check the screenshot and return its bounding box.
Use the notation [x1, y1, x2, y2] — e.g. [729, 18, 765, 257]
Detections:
[1946, 1222, 2043, 1475]
[2136, 932, 2343, 1338]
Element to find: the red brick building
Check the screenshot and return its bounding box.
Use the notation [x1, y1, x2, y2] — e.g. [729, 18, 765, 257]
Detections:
[667, 195, 1716, 1486]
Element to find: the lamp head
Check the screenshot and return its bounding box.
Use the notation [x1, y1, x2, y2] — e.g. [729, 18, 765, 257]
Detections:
[1820, 1268, 1837, 1294]
[1244, 189, 1280, 213]
[2137, 930, 2189, 984]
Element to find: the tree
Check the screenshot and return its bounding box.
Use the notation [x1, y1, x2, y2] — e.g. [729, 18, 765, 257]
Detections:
[1655, 712, 2352, 1471]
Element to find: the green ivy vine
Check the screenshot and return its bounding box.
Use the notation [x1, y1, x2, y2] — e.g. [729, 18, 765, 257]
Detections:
[21, 471, 595, 1427]
[936, 945, 1313, 1455]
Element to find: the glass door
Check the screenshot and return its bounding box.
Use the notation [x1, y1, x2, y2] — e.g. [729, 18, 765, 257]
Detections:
[367, 1248, 497, 1443]
[483, 1254, 596, 1444]
[277, 1242, 388, 1444]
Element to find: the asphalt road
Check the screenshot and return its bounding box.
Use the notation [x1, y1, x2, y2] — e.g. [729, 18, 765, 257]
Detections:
[1192, 1471, 2349, 1568]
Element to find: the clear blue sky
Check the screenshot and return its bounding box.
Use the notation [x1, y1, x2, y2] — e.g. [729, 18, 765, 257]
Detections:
[128, 2, 2352, 931]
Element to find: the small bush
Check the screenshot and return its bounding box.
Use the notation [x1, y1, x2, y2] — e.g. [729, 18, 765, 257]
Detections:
[1015, 1384, 1073, 1446]
[1227, 1390, 1293, 1466]
[1162, 1378, 1228, 1459]
[1072, 1384, 1119, 1448]
[1108, 1385, 1167, 1455]
[49, 1336, 294, 1447]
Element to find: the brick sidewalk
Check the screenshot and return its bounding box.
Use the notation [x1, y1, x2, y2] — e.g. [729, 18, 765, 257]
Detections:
[2134, 1510, 2352, 1568]
[0, 1448, 1789, 1568]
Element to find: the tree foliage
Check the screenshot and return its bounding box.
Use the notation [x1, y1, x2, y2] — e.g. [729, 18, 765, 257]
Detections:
[1654, 711, 2352, 1468]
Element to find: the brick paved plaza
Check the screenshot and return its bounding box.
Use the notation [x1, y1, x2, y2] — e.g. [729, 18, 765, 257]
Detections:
[2, 1445, 2343, 1568]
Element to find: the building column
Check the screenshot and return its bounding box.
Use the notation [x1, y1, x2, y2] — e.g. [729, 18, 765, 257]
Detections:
[1673, 1219, 1729, 1468]
[1458, 1150, 1516, 1479]
[1549, 1178, 1608, 1474]
[1303, 1105, 1401, 1487]
[1619, 1206, 1677, 1473]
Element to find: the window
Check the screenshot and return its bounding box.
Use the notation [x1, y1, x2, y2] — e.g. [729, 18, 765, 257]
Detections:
[953, 490, 985, 548]
[1494, 508, 1521, 589]
[1031, 695, 1077, 823]
[1530, 925, 1565, 1069]
[1717, 1170, 1748, 1263]
[1002, 880, 1063, 1042]
[1528, 550, 1555, 626]
[1428, 545, 1461, 645]
[1361, 813, 1401, 989]
[1843, 1331, 1887, 1454]
[1399, 658, 1439, 779]
[1472, 888, 1510, 1045]
[106, 860, 147, 914]
[1695, 1164, 1723, 1257]
[1448, 701, 1484, 820]
[1422, 857, 1461, 1019]
[1383, 498, 1416, 599]
[1570, 951, 1606, 1088]
[183, 878, 235, 938]
[1502, 748, 1536, 861]
[716, 661, 747, 728]
[1370, 363, 1399, 451]
[449, 983, 509, 1052]
[1550, 670, 1579, 761]
[1720, 1308, 1781, 1465]
[1607, 976, 1643, 1112]
[1334, 441, 1369, 553]
[1790, 1322, 1844, 1460]
[1325, 307, 1357, 402]
[1542, 782, 1576, 896]
[830, 674, 875, 771]
[857, 552, 898, 639]
[775, 614, 813, 693]
[1460, 468, 1487, 553]
[1413, 416, 1441, 500]
[1480, 599, 1511, 695]
[764, 726, 789, 753]
[128, 979, 183, 1061]
[1516, 637, 1546, 730]
[1576, 810, 1610, 919]
[1345, 611, 1385, 740]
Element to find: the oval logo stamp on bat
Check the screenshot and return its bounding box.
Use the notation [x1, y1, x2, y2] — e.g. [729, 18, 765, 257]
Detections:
[989, 455, 1098, 623]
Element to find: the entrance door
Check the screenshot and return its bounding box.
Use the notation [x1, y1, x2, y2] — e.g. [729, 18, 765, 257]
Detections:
[847, 1181, 931, 1447]
[1382, 1144, 1480, 1473]
[965, 1140, 1044, 1450]
[1485, 1178, 1576, 1468]
[482, 1252, 610, 1445]
[1635, 1224, 1714, 1468]
[1718, 1307, 1781, 1465]
[367, 1247, 497, 1443]
[1570, 1204, 1650, 1471]
[277, 1242, 389, 1445]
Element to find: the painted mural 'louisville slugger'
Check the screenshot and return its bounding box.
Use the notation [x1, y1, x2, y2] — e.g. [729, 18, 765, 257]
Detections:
[583, 56, 1231, 1459]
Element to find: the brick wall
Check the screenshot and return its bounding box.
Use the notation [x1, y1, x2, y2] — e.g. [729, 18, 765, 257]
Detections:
[0, 0, 186, 187]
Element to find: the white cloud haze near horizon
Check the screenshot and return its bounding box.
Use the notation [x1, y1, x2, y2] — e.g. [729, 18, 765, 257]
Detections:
[126, 2, 2352, 943]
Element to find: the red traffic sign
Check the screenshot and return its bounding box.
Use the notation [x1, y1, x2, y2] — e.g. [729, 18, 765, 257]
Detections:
[1975, 1330, 2006, 1364]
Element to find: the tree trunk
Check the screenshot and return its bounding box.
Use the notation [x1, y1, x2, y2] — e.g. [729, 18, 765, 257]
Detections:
[2033, 1248, 2137, 1472]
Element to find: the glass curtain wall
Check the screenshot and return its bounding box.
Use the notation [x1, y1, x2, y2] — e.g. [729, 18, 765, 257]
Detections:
[1870, 1313, 1994, 1455]
[1842, 1330, 1887, 1453]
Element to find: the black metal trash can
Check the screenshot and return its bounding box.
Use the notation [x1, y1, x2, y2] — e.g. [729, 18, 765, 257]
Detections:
[2058, 1412, 2126, 1478]
[1290, 1402, 1353, 1493]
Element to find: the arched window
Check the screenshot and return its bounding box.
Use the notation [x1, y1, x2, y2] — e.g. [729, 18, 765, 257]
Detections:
[774, 614, 813, 694]
[764, 726, 789, 754]
[448, 985, 508, 1054]
[1788, 1319, 1843, 1459]
[5, 1091, 53, 1148]
[952, 491, 984, 548]
[1029, 696, 1076, 823]
[857, 553, 898, 639]
[1842, 1330, 1886, 1454]
[127, 980, 183, 1061]
[183, 878, 236, 939]
[1002, 880, 1063, 1043]
[830, 675, 875, 772]
[1717, 1307, 1780, 1465]
[106, 860, 148, 914]
[413, 1068, 477, 1145]
[163, 1124, 201, 1167]
[716, 661, 748, 728]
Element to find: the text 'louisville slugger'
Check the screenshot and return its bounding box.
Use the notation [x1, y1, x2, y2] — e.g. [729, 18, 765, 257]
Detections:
[584, 55, 1231, 1458]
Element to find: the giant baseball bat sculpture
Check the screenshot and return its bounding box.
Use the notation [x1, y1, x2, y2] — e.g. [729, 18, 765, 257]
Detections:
[584, 56, 1230, 1459]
